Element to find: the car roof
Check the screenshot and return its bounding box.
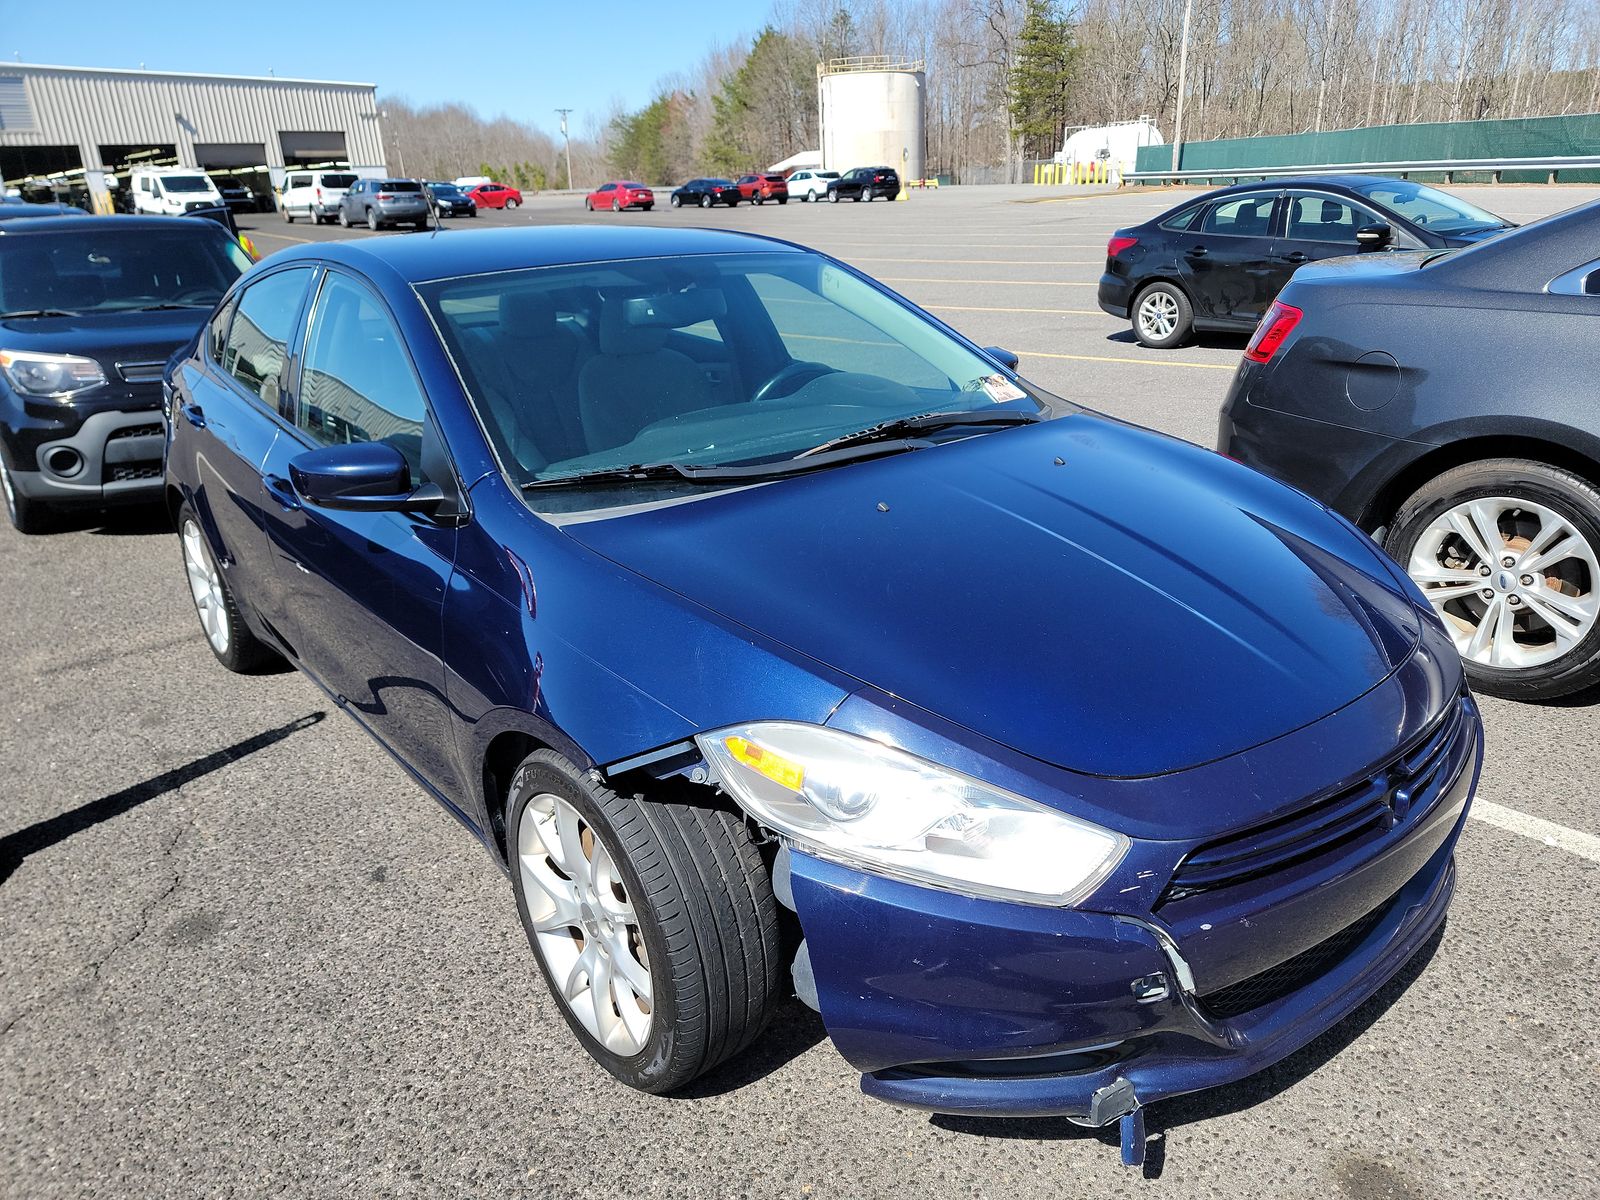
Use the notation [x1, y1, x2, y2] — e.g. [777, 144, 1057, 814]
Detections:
[0, 214, 221, 235]
[266, 224, 807, 282]
[1181, 175, 1408, 203]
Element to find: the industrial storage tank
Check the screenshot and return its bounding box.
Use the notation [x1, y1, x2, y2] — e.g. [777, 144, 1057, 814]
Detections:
[818, 57, 925, 182]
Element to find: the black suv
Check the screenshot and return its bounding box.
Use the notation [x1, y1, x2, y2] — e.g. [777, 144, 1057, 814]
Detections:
[826, 167, 901, 203]
[0, 216, 251, 532]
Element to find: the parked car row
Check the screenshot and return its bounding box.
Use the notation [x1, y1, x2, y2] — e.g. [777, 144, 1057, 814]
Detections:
[658, 166, 901, 209]
[1099, 175, 1598, 702]
[281, 172, 522, 227]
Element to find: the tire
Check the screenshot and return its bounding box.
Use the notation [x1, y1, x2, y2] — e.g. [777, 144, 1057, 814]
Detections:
[1384, 459, 1600, 700]
[828, 190, 839, 204]
[338, 208, 350, 228]
[613, 198, 622, 212]
[671, 195, 681, 208]
[853, 193, 862, 202]
[469, 208, 477, 217]
[753, 195, 763, 206]
[1131, 281, 1194, 349]
[507, 750, 782, 1093]
[642, 203, 653, 211]
[777, 197, 787, 205]
[585, 199, 593, 211]
[699, 195, 712, 209]
[505, 198, 520, 209]
[178, 505, 280, 673]
[367, 207, 381, 231]
[1, 458, 53, 535]
[283, 205, 294, 224]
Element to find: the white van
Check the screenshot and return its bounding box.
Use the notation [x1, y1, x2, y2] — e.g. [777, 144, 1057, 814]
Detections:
[279, 170, 361, 224]
[130, 168, 225, 215]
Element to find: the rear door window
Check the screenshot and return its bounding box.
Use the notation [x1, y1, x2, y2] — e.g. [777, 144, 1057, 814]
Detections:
[222, 267, 315, 410]
[1201, 193, 1279, 238]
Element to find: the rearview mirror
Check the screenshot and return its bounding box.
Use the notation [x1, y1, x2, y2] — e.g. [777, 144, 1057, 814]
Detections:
[289, 442, 443, 514]
[984, 346, 1021, 371]
[1355, 223, 1393, 248]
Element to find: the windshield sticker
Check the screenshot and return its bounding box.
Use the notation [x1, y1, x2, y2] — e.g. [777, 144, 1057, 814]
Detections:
[978, 374, 1027, 403]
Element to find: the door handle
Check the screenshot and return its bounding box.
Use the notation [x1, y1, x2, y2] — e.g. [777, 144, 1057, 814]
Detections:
[1281, 252, 1310, 264]
[1185, 245, 1208, 258]
[263, 474, 301, 511]
[180, 403, 206, 428]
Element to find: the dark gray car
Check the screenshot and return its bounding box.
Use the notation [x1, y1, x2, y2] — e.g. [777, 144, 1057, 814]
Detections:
[1219, 199, 1600, 701]
[338, 179, 431, 231]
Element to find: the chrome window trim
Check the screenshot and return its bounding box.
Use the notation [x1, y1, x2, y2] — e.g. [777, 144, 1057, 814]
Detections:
[1547, 259, 1600, 296]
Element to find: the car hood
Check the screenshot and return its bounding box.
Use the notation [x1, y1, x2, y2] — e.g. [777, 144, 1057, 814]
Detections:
[0, 307, 212, 367]
[562, 415, 1422, 778]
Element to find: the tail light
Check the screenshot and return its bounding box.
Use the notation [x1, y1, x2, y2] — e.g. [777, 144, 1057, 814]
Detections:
[1107, 235, 1138, 257]
[1244, 301, 1304, 363]
[315, 186, 322, 199]
[377, 192, 393, 200]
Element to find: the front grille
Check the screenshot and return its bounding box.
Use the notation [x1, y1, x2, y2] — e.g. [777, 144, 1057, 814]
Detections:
[108, 422, 162, 440]
[117, 362, 166, 384]
[105, 463, 162, 483]
[1161, 696, 1469, 906]
[1199, 893, 1396, 1019]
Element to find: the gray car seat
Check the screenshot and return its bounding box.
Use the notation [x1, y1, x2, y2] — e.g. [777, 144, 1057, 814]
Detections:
[466, 290, 592, 471]
[577, 293, 714, 453]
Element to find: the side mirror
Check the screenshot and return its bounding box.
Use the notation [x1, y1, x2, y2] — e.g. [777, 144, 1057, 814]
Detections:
[1355, 223, 1393, 248]
[288, 442, 443, 514]
[984, 346, 1021, 372]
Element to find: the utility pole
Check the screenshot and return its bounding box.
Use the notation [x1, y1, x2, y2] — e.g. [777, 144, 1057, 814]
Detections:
[1170, 0, 1195, 175]
[556, 108, 574, 190]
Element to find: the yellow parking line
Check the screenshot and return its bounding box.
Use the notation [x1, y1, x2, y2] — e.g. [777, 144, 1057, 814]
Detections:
[247, 229, 315, 245]
[1019, 350, 1237, 371]
[881, 277, 1094, 287]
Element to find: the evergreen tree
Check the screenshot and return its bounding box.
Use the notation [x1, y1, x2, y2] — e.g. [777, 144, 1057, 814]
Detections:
[1010, 0, 1079, 160]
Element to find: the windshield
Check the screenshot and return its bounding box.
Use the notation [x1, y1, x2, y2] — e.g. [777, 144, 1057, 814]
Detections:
[0, 226, 252, 315]
[160, 176, 213, 193]
[1349, 180, 1508, 234]
[421, 251, 1052, 505]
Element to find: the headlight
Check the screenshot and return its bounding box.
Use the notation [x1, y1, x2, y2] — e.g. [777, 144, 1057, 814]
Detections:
[698, 722, 1127, 906]
[0, 350, 107, 399]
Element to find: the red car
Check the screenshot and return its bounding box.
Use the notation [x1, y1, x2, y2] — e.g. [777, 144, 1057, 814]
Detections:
[468, 182, 523, 210]
[585, 181, 655, 212]
[735, 173, 789, 205]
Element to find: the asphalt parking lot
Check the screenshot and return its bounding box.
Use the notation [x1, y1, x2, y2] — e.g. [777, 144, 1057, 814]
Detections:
[3, 183, 1598, 1199]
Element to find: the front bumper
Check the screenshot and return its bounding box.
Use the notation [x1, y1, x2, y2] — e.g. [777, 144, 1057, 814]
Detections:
[3, 407, 165, 507]
[783, 673, 1480, 1121]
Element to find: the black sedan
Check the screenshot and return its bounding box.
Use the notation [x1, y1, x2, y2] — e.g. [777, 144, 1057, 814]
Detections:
[1100, 177, 1515, 348]
[670, 178, 740, 208]
[425, 181, 478, 218]
[826, 166, 901, 203]
[1219, 199, 1600, 701]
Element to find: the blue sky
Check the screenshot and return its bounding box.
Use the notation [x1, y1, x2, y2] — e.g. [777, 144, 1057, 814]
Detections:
[5, 1, 772, 139]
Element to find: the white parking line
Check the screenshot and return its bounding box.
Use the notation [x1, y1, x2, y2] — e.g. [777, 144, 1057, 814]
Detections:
[1470, 800, 1600, 864]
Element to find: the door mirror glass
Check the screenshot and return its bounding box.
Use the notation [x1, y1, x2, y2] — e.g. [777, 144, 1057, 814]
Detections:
[289, 442, 441, 513]
[1356, 222, 1393, 247]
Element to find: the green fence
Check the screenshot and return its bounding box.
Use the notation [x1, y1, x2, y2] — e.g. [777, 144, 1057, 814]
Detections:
[1134, 113, 1600, 184]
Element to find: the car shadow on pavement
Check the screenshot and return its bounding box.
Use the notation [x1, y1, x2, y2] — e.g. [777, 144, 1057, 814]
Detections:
[44, 502, 173, 537]
[1104, 328, 1249, 351]
[673, 998, 829, 1098]
[929, 923, 1446, 1179]
[0, 710, 326, 887]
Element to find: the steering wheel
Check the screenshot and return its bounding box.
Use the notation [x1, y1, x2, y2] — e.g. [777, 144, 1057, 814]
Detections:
[750, 360, 834, 404]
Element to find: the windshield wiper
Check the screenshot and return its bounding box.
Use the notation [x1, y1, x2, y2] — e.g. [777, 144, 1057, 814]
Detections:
[0, 308, 79, 319]
[523, 440, 938, 491]
[798, 408, 1044, 458]
[124, 302, 211, 312]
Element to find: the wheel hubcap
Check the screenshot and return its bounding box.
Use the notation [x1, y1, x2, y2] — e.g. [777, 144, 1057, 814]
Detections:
[181, 519, 231, 654]
[1409, 496, 1599, 669]
[1138, 291, 1179, 340]
[518, 793, 652, 1055]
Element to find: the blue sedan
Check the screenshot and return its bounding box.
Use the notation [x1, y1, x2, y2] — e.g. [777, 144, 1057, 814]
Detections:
[163, 226, 1480, 1162]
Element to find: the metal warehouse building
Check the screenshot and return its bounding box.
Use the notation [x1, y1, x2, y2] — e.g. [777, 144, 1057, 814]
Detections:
[0, 63, 388, 212]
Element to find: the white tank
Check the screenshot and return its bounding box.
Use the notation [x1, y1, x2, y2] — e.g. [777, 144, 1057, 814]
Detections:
[819, 58, 926, 182]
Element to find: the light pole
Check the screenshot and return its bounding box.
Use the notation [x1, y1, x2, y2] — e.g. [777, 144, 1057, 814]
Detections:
[1170, 0, 1194, 175]
[556, 108, 574, 190]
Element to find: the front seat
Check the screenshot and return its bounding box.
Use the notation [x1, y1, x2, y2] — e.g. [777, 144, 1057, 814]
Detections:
[577, 295, 713, 453]
[465, 290, 592, 471]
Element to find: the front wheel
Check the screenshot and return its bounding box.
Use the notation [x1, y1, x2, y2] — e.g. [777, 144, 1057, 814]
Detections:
[505, 198, 520, 209]
[1, 458, 52, 535]
[828, 190, 839, 203]
[338, 208, 350, 228]
[507, 751, 782, 1092]
[283, 206, 294, 224]
[671, 195, 682, 208]
[612, 198, 621, 212]
[1131, 282, 1194, 349]
[178, 506, 280, 673]
[1386, 459, 1600, 700]
[585, 199, 593, 211]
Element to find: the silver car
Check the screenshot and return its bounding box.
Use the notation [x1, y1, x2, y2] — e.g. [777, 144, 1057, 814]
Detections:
[338, 179, 431, 231]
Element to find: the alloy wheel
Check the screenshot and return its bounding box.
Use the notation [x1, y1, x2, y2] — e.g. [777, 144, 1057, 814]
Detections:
[1137, 290, 1180, 342]
[1408, 496, 1600, 669]
[182, 518, 231, 655]
[517, 791, 653, 1056]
